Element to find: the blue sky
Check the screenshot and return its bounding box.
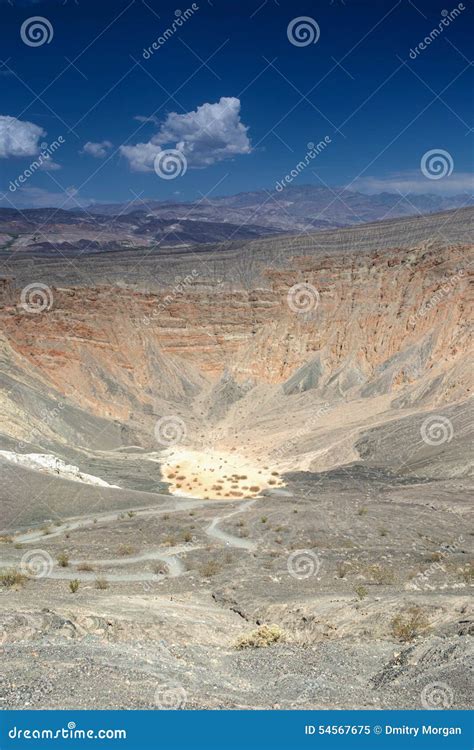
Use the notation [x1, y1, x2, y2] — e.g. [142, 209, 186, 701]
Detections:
[0, 0, 472, 207]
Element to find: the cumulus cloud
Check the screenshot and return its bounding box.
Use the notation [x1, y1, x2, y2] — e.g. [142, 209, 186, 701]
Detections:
[353, 172, 474, 196]
[121, 97, 252, 172]
[81, 140, 113, 159]
[0, 115, 45, 158]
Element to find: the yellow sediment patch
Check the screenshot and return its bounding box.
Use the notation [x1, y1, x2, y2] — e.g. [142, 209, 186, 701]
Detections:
[161, 448, 284, 500]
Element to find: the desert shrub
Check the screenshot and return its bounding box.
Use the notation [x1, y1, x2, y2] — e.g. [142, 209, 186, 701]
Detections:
[391, 606, 430, 642]
[127, 511, 135, 518]
[357, 507, 368, 516]
[367, 564, 395, 585]
[235, 624, 285, 649]
[77, 562, 94, 572]
[57, 551, 69, 568]
[261, 516, 267, 524]
[95, 576, 109, 590]
[200, 560, 221, 578]
[354, 584, 368, 599]
[0, 535, 13, 543]
[182, 531, 193, 543]
[0, 569, 27, 588]
[69, 579, 80, 593]
[379, 527, 388, 537]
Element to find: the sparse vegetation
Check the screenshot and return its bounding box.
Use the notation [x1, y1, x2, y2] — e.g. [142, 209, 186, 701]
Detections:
[95, 576, 109, 590]
[357, 506, 368, 516]
[200, 560, 221, 578]
[0, 569, 27, 588]
[69, 579, 80, 594]
[0, 535, 13, 543]
[354, 584, 368, 599]
[367, 563, 395, 585]
[57, 551, 69, 568]
[235, 624, 286, 649]
[77, 562, 94, 572]
[183, 531, 193, 543]
[391, 606, 430, 642]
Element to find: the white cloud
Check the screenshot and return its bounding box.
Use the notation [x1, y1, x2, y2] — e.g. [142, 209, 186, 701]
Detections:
[353, 171, 474, 196]
[0, 115, 45, 158]
[81, 140, 113, 159]
[39, 157, 62, 171]
[121, 97, 252, 172]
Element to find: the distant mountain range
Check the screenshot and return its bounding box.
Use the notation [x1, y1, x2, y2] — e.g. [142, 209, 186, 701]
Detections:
[0, 185, 472, 252]
[84, 185, 474, 232]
